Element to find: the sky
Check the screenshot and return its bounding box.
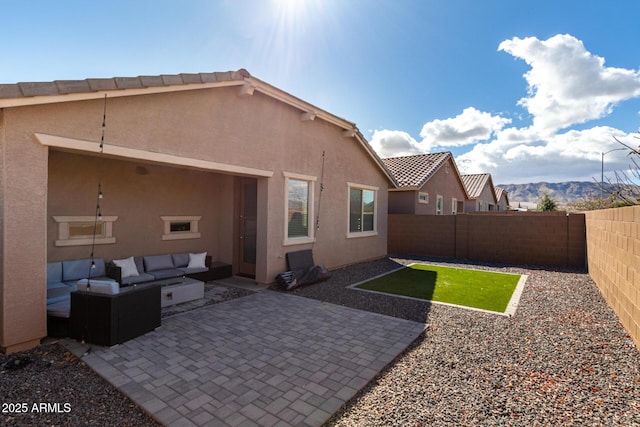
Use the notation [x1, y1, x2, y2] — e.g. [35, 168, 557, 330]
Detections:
[3, 0, 640, 185]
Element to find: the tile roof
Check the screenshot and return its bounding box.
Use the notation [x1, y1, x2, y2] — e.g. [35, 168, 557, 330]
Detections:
[382, 152, 452, 188]
[461, 173, 495, 200]
[0, 70, 250, 99]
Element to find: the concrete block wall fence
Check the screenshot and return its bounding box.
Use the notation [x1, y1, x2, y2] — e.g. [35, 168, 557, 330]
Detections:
[388, 211, 586, 269]
[585, 206, 640, 350]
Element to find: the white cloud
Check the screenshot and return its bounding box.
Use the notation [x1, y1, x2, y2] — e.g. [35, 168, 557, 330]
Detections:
[419, 107, 511, 148]
[369, 129, 424, 158]
[499, 34, 640, 132]
[456, 126, 632, 184]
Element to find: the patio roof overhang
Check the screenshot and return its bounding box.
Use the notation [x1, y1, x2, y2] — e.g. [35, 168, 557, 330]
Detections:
[35, 133, 274, 178]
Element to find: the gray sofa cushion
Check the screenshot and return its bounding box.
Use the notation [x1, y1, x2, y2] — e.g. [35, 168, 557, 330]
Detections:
[47, 286, 73, 305]
[134, 257, 145, 274]
[121, 272, 155, 286]
[144, 254, 174, 272]
[47, 281, 67, 290]
[47, 262, 63, 284]
[177, 266, 208, 275]
[62, 258, 106, 281]
[62, 281, 80, 292]
[172, 253, 190, 268]
[47, 300, 71, 318]
[148, 269, 184, 280]
[77, 279, 119, 295]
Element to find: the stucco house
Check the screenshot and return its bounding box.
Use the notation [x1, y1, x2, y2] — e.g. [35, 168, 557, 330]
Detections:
[0, 69, 396, 353]
[495, 187, 510, 211]
[461, 173, 498, 212]
[383, 152, 468, 215]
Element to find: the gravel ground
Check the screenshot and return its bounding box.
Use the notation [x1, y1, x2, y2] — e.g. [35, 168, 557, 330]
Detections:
[2, 259, 639, 426]
[290, 257, 640, 426]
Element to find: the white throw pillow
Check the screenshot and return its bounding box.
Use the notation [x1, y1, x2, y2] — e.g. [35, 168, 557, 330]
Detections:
[187, 252, 207, 269]
[113, 256, 140, 278]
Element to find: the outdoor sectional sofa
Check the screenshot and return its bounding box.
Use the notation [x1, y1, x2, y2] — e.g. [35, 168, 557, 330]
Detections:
[46, 258, 112, 307]
[45, 253, 232, 341]
[106, 253, 232, 285]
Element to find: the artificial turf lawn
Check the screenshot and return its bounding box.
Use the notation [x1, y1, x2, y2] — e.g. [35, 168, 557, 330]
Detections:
[356, 264, 521, 312]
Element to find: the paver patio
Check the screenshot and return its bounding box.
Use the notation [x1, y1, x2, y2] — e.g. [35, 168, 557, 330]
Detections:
[63, 290, 425, 426]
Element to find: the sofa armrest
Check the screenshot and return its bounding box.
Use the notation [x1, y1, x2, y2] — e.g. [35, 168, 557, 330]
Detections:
[106, 262, 122, 284]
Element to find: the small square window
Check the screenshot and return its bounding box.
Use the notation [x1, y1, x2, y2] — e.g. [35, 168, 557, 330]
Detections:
[418, 192, 429, 204]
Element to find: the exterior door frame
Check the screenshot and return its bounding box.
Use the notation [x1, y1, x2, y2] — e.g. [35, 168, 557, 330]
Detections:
[235, 177, 257, 278]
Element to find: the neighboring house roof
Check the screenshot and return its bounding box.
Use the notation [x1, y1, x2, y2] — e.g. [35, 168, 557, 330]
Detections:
[0, 69, 397, 186]
[495, 187, 509, 205]
[461, 173, 498, 203]
[382, 152, 468, 197]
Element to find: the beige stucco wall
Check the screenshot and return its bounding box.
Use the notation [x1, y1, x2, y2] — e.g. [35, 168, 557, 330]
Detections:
[1, 84, 390, 352]
[1, 109, 49, 353]
[47, 151, 232, 263]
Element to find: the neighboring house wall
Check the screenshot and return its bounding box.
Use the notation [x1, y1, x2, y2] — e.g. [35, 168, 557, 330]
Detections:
[387, 158, 466, 215]
[0, 80, 391, 353]
[414, 159, 466, 215]
[496, 195, 509, 211]
[465, 184, 497, 212]
[388, 191, 415, 214]
[585, 206, 640, 350]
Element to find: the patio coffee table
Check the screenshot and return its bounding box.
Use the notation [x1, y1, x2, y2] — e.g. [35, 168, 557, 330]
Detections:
[154, 277, 205, 308]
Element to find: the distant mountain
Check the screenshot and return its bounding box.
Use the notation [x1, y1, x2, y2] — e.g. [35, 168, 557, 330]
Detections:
[497, 181, 605, 206]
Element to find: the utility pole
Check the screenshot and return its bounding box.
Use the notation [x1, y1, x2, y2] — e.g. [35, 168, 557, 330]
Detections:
[601, 148, 626, 200]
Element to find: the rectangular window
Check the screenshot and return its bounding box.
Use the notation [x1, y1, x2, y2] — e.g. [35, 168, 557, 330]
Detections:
[288, 179, 310, 238]
[418, 192, 429, 204]
[169, 222, 191, 233]
[69, 222, 105, 238]
[53, 215, 117, 247]
[161, 216, 201, 240]
[436, 195, 443, 215]
[451, 198, 457, 215]
[284, 172, 316, 245]
[348, 183, 378, 237]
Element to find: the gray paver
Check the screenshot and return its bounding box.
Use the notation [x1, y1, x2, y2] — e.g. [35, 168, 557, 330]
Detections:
[63, 290, 424, 426]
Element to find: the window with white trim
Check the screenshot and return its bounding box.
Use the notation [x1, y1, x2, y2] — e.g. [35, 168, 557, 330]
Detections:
[436, 195, 443, 215]
[452, 198, 457, 215]
[418, 192, 429, 204]
[284, 172, 315, 245]
[161, 216, 201, 240]
[348, 183, 377, 237]
[53, 215, 118, 247]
